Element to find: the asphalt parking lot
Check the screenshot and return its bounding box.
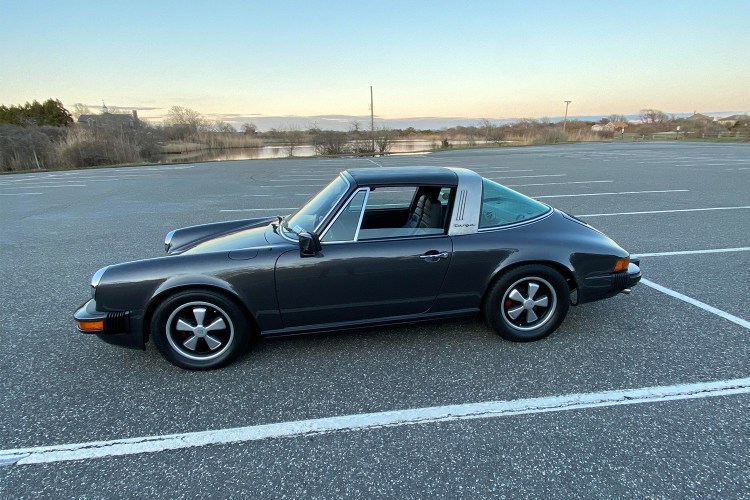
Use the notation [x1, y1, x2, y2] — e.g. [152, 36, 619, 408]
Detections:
[1, 142, 748, 497]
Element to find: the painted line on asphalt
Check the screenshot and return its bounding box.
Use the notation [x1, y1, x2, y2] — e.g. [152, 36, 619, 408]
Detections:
[633, 247, 750, 258]
[0, 192, 43, 196]
[578, 206, 750, 217]
[535, 189, 688, 199]
[641, 279, 750, 330]
[254, 184, 323, 188]
[0, 184, 86, 189]
[507, 180, 613, 187]
[220, 208, 297, 212]
[480, 169, 533, 173]
[1, 377, 748, 467]
[267, 178, 331, 182]
[491, 174, 566, 179]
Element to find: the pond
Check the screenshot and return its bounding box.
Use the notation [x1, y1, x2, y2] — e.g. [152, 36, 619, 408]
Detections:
[150, 140, 492, 163]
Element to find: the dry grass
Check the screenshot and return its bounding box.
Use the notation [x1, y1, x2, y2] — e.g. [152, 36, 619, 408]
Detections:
[56, 127, 141, 167]
[159, 134, 263, 153]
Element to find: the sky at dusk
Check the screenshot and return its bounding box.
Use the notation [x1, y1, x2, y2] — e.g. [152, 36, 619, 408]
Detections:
[1, 0, 748, 129]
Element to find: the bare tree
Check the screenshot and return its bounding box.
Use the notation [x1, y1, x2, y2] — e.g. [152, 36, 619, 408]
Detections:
[608, 114, 627, 123]
[479, 118, 504, 144]
[210, 120, 237, 134]
[164, 106, 208, 137]
[241, 122, 258, 135]
[71, 103, 91, 120]
[313, 130, 348, 155]
[349, 120, 373, 155]
[374, 126, 395, 153]
[640, 109, 671, 124]
[281, 124, 303, 156]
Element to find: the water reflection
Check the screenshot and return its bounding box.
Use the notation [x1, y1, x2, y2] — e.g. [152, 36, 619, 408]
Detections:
[150, 140, 490, 163]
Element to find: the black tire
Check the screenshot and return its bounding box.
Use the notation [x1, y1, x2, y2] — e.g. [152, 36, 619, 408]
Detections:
[484, 264, 570, 342]
[151, 290, 251, 370]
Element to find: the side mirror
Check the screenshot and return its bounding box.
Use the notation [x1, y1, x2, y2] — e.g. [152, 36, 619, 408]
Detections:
[298, 231, 322, 257]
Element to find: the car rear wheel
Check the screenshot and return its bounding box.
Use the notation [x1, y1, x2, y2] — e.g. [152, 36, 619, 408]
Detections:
[484, 264, 570, 342]
[151, 290, 251, 370]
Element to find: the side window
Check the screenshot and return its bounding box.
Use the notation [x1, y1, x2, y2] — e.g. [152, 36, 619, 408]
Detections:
[479, 178, 550, 228]
[321, 190, 367, 242]
[365, 187, 417, 209]
[358, 185, 453, 240]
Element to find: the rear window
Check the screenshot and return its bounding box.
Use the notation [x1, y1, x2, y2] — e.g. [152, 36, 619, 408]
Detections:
[479, 178, 550, 228]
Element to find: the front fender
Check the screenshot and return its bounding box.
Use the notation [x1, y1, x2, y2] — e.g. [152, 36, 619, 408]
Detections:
[151, 274, 242, 303]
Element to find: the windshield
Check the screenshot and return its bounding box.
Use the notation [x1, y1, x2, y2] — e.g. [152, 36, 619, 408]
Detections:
[283, 175, 350, 236]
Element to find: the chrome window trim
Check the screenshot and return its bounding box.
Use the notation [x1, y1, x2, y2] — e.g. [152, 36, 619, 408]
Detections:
[352, 189, 370, 241]
[314, 174, 352, 233]
[319, 188, 370, 243]
[476, 208, 554, 232]
[279, 173, 352, 243]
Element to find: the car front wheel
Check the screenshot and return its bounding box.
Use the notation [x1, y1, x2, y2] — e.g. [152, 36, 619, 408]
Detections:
[151, 290, 251, 370]
[484, 265, 570, 342]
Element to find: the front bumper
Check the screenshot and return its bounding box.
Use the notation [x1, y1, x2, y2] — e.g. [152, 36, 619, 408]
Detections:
[578, 259, 641, 304]
[73, 299, 144, 350]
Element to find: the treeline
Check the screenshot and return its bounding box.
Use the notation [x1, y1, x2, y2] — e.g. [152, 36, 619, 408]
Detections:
[1, 100, 747, 172]
[0, 99, 73, 127]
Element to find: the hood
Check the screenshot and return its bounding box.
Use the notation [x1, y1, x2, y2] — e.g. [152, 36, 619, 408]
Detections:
[165, 217, 275, 255]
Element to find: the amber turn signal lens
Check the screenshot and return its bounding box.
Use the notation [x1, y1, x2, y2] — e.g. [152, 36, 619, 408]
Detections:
[613, 257, 630, 272]
[77, 320, 104, 332]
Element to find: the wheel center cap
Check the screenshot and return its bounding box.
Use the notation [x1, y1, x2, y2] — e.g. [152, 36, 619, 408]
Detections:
[194, 326, 207, 337]
[523, 299, 534, 310]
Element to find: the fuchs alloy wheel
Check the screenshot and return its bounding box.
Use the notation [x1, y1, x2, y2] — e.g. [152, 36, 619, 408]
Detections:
[484, 264, 570, 342]
[151, 290, 250, 370]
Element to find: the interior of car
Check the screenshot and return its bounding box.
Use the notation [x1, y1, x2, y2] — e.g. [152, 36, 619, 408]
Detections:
[322, 186, 453, 242]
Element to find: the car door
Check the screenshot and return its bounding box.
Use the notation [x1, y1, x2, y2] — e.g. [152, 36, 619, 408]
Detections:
[274, 186, 454, 328]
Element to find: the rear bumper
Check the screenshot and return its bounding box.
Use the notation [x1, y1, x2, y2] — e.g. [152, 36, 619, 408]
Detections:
[578, 259, 641, 304]
[73, 299, 145, 350]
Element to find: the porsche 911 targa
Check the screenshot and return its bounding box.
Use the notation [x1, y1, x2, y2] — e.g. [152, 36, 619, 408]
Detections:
[75, 166, 640, 370]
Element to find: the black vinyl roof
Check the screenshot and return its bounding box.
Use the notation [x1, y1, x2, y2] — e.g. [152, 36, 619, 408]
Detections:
[344, 166, 459, 187]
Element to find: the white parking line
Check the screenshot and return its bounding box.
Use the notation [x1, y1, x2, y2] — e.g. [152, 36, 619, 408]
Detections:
[507, 180, 613, 187]
[0, 184, 86, 189]
[491, 174, 566, 179]
[579, 206, 750, 217]
[220, 208, 297, 212]
[633, 247, 750, 258]
[535, 189, 688, 199]
[1, 377, 747, 467]
[254, 184, 322, 188]
[641, 279, 750, 330]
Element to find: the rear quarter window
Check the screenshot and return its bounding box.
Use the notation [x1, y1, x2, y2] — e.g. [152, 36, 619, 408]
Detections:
[479, 178, 550, 228]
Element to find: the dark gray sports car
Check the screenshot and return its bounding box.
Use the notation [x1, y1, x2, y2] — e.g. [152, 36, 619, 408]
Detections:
[75, 166, 640, 370]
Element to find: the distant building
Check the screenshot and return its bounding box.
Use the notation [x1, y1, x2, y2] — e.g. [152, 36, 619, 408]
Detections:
[591, 122, 615, 132]
[685, 112, 713, 123]
[78, 110, 139, 129]
[717, 114, 749, 127]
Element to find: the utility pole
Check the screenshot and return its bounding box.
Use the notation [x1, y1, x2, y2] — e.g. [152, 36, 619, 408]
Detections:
[563, 100, 572, 133]
[370, 86, 375, 152]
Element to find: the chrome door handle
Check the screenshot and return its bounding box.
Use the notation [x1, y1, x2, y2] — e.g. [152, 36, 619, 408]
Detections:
[419, 251, 449, 260]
